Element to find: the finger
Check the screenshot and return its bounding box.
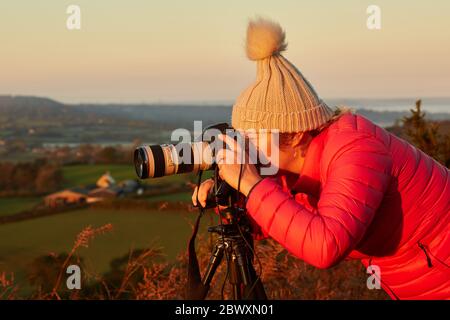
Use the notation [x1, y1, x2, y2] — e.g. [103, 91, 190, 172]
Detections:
[198, 182, 211, 207]
[217, 134, 235, 151]
[217, 149, 235, 165]
[218, 168, 225, 180]
[216, 148, 226, 165]
[218, 134, 236, 152]
[219, 134, 245, 163]
[191, 186, 198, 206]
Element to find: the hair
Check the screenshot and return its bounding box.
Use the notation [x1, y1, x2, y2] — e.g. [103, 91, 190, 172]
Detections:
[279, 106, 352, 148]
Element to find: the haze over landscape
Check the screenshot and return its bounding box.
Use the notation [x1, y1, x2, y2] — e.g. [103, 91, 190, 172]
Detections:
[1, 1, 449, 103]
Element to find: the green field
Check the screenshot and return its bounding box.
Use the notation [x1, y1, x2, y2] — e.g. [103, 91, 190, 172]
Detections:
[146, 191, 192, 202]
[0, 197, 41, 217]
[0, 207, 210, 294]
[61, 164, 197, 188]
[62, 164, 138, 187]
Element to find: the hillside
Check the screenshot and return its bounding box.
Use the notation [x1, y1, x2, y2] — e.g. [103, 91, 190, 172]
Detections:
[1, 95, 449, 148]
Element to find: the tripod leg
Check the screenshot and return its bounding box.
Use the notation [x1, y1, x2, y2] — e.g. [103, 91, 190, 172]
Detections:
[243, 260, 267, 300]
[233, 240, 267, 300]
[201, 242, 225, 297]
[233, 284, 242, 300]
[229, 253, 243, 300]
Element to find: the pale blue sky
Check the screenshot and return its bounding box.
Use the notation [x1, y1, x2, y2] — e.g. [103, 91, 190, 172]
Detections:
[0, 0, 449, 103]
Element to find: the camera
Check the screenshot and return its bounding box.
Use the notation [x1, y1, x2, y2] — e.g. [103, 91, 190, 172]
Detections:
[134, 123, 231, 179]
[134, 123, 267, 300]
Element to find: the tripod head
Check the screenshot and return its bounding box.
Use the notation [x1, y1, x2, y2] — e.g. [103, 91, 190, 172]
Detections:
[202, 177, 235, 208]
[202, 176, 254, 230]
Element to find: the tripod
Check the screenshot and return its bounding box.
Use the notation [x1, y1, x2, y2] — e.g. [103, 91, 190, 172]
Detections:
[201, 208, 267, 300]
[185, 181, 267, 300]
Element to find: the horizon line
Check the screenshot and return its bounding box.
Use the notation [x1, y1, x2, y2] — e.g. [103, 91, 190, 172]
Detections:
[2, 94, 450, 106]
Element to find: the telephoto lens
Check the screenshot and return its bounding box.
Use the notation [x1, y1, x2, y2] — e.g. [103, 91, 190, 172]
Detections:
[134, 122, 232, 179]
[134, 141, 215, 179]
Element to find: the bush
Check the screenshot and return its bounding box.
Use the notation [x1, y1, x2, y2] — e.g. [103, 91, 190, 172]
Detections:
[390, 100, 450, 168]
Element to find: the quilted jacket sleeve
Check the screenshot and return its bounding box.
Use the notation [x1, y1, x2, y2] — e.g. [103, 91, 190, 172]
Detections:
[245, 135, 393, 268]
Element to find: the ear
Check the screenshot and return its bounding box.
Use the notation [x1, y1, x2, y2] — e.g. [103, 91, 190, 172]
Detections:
[290, 132, 309, 148]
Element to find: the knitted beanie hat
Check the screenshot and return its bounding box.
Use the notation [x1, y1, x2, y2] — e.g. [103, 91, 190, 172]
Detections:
[231, 18, 334, 132]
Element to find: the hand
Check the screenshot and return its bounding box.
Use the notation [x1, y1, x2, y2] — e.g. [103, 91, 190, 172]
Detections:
[191, 178, 214, 208]
[216, 134, 262, 197]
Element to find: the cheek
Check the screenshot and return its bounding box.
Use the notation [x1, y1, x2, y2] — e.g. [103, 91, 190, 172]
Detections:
[277, 150, 291, 167]
[254, 135, 272, 163]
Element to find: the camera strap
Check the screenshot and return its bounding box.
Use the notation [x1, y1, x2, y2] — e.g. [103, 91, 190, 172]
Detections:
[185, 209, 208, 299]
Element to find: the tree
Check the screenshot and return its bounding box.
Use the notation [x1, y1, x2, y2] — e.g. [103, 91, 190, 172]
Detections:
[0, 162, 14, 190]
[76, 144, 95, 163]
[35, 165, 63, 194]
[0, 160, 63, 195]
[96, 146, 118, 164]
[402, 100, 450, 168]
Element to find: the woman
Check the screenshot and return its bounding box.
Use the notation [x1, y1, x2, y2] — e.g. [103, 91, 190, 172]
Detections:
[192, 18, 449, 299]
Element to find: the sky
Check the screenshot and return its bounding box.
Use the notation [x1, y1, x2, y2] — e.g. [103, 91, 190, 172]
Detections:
[0, 0, 449, 103]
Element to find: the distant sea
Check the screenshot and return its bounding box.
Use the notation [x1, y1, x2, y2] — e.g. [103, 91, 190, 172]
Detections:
[324, 97, 450, 114]
[186, 97, 450, 127]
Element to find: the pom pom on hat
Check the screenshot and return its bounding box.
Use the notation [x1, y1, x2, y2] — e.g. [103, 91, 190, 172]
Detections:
[246, 17, 287, 61]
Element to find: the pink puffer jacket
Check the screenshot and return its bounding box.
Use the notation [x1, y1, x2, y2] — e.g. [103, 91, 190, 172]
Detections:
[246, 113, 450, 300]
